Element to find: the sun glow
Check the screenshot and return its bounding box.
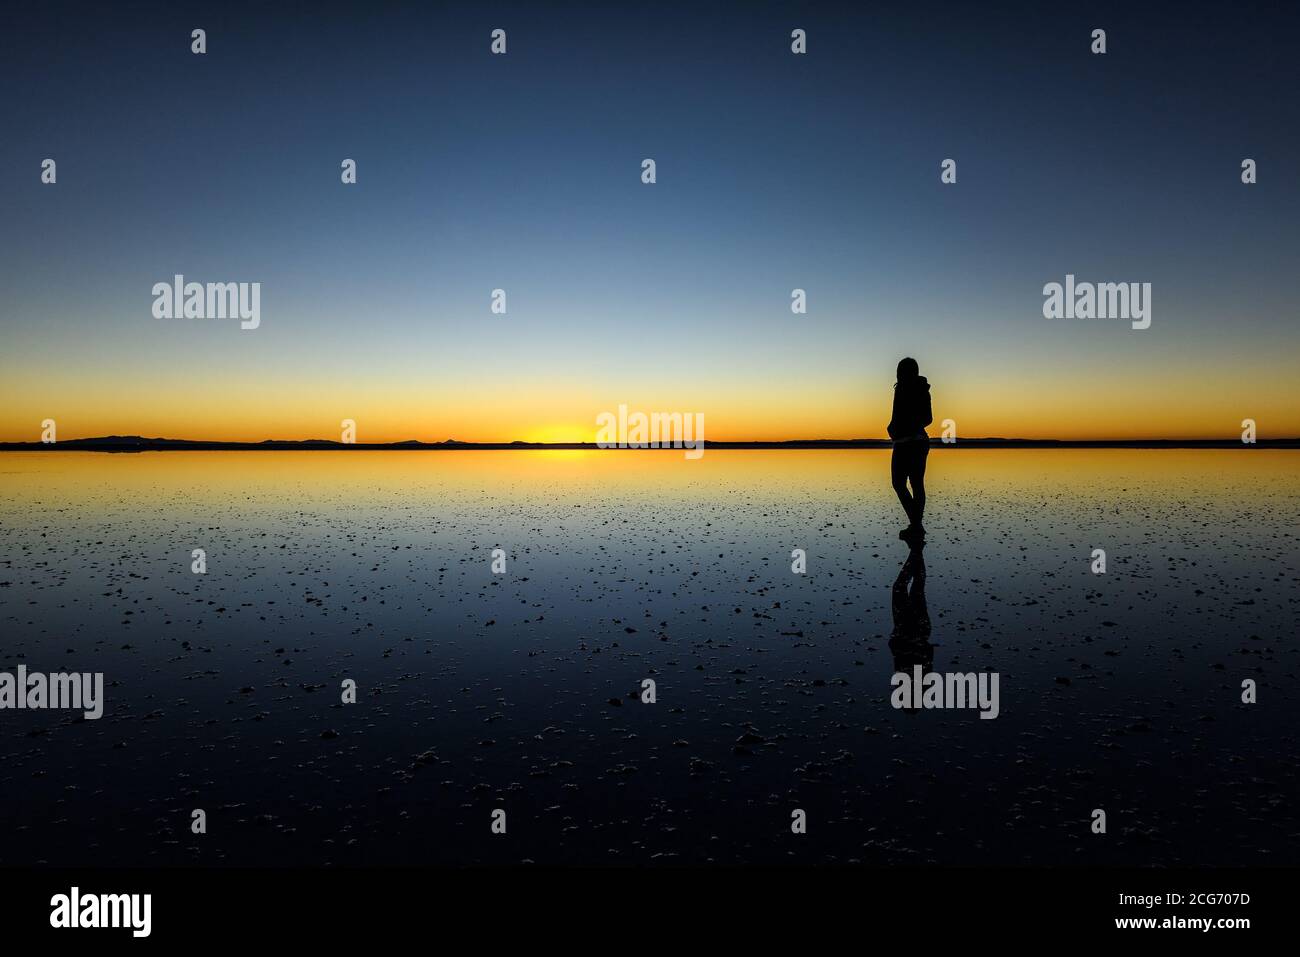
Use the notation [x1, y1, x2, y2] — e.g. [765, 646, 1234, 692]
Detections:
[521, 423, 593, 445]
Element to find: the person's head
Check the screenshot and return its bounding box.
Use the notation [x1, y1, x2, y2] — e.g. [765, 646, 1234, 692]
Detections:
[896, 357, 919, 382]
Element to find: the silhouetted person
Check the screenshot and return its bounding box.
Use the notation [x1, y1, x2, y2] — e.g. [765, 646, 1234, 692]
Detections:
[887, 357, 932, 544]
[889, 544, 932, 713]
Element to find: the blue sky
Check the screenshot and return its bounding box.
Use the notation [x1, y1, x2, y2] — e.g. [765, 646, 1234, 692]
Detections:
[2, 0, 1297, 440]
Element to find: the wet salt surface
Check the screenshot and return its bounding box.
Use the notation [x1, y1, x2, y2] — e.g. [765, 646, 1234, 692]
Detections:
[0, 450, 1296, 866]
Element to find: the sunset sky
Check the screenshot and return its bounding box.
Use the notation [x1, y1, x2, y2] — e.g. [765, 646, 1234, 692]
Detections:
[2, 1, 1297, 443]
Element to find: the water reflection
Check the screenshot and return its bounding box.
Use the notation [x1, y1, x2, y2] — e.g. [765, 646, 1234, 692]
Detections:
[889, 543, 933, 714]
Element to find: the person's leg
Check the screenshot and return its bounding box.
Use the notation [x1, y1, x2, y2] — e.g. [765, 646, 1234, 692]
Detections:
[908, 443, 929, 530]
[891, 446, 916, 526]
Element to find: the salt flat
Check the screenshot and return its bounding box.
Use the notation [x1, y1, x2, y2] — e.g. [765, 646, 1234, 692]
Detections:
[0, 449, 1294, 866]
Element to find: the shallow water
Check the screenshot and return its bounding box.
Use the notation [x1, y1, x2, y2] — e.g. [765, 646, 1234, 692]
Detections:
[0, 449, 1296, 866]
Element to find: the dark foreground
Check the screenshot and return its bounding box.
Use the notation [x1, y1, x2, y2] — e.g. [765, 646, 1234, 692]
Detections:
[1, 450, 1295, 870]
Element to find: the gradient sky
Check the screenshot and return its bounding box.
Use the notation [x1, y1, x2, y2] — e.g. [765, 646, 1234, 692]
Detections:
[2, 0, 1298, 442]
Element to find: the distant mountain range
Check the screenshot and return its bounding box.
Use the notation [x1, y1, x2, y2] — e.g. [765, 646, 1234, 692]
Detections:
[1, 435, 1296, 451]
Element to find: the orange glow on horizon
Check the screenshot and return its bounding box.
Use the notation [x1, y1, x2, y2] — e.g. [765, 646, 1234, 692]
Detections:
[2, 362, 1298, 443]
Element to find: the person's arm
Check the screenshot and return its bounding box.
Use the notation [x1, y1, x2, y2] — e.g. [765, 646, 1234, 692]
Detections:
[921, 389, 933, 429]
[887, 389, 900, 439]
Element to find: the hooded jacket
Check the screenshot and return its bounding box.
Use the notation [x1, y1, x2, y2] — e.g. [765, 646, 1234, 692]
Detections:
[887, 375, 932, 442]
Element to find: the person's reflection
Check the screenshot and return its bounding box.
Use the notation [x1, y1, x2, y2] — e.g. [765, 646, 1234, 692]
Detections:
[889, 543, 932, 713]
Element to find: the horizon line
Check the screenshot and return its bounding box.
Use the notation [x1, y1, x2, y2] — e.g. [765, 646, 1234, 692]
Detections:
[2, 434, 1297, 451]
